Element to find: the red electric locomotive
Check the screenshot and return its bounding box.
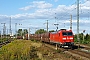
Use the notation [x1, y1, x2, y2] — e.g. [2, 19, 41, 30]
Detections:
[50, 29, 74, 48]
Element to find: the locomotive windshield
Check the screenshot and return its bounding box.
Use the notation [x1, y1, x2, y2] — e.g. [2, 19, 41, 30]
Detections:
[62, 32, 73, 36]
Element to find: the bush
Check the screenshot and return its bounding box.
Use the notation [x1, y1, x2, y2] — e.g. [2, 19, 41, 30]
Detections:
[0, 40, 40, 60]
[81, 41, 89, 44]
[74, 33, 90, 44]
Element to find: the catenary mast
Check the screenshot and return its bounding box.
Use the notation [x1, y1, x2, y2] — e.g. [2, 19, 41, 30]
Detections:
[77, 0, 79, 41]
[10, 17, 12, 36]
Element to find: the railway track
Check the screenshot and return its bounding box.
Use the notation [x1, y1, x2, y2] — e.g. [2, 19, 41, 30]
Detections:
[43, 43, 90, 60]
[0, 40, 12, 48]
[75, 43, 90, 48]
[75, 44, 90, 53]
[67, 49, 90, 60]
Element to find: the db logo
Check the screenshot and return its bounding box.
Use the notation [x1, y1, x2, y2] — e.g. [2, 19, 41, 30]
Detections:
[67, 37, 69, 39]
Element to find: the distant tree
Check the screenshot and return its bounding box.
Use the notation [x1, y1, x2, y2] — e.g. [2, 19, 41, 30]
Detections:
[23, 29, 28, 35]
[17, 29, 28, 36]
[49, 30, 55, 32]
[74, 34, 77, 39]
[17, 29, 22, 36]
[35, 29, 47, 34]
[74, 34, 78, 42]
[79, 33, 83, 40]
[74, 33, 83, 42]
[85, 33, 90, 40]
[74, 33, 90, 44]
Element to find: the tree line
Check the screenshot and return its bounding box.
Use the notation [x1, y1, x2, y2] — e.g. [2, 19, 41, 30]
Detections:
[17, 29, 90, 44]
[74, 33, 90, 44]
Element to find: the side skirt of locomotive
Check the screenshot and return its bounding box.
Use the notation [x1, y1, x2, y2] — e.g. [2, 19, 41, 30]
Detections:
[50, 40, 74, 48]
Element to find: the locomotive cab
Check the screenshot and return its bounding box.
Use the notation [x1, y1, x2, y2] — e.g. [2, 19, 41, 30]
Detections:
[61, 31, 74, 47]
[50, 29, 74, 48]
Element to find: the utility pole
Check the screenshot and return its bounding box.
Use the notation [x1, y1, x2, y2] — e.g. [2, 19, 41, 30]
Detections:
[54, 23, 59, 50]
[28, 28, 30, 40]
[64, 23, 65, 28]
[0, 31, 2, 40]
[47, 20, 48, 32]
[7, 29, 8, 39]
[54, 13, 59, 32]
[70, 15, 72, 30]
[1, 23, 6, 36]
[83, 30, 85, 42]
[44, 20, 49, 32]
[77, 0, 79, 42]
[10, 17, 12, 36]
[15, 23, 17, 38]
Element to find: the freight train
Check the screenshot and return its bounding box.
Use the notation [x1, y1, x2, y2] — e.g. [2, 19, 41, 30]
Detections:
[24, 29, 74, 48]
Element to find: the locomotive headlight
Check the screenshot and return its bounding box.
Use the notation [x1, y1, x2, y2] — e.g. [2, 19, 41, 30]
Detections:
[63, 38, 66, 40]
[70, 38, 73, 39]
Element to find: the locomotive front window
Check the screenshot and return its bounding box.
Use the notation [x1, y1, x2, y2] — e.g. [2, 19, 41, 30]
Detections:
[62, 32, 73, 36]
[62, 32, 67, 36]
[67, 32, 73, 36]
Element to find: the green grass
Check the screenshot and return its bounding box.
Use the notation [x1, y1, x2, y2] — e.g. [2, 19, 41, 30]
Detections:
[0, 40, 42, 60]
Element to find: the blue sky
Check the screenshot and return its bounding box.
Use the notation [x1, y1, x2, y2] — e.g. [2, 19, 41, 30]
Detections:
[0, 0, 90, 35]
[0, 0, 76, 15]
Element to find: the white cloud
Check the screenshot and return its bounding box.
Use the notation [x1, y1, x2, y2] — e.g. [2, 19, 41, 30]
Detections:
[80, 1, 90, 9]
[12, 0, 90, 21]
[19, 5, 35, 11]
[0, 15, 10, 22]
[19, 1, 53, 11]
[54, 0, 58, 2]
[0, 15, 9, 18]
[64, 19, 90, 24]
[3, 0, 88, 23]
[33, 1, 53, 9]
